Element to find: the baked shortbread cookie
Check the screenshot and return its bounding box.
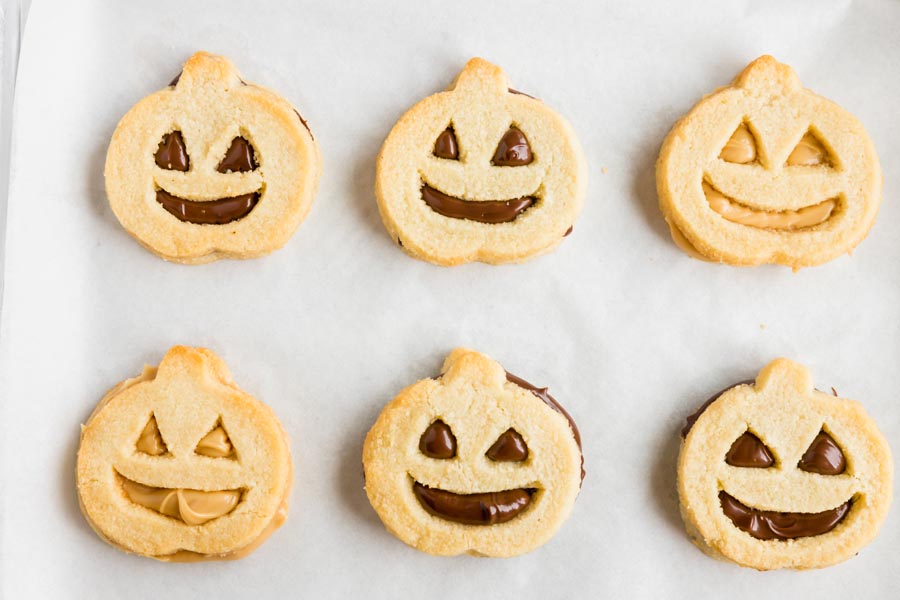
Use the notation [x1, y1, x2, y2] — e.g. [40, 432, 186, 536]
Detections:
[77, 346, 292, 561]
[657, 56, 882, 268]
[105, 52, 321, 264]
[363, 348, 583, 557]
[376, 58, 586, 266]
[678, 358, 892, 570]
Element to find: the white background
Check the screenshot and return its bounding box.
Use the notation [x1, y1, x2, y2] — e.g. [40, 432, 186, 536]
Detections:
[2, 1, 899, 598]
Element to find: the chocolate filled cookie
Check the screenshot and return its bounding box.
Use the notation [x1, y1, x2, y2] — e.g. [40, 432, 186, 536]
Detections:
[363, 348, 583, 557]
[376, 58, 586, 266]
[105, 52, 320, 264]
[678, 358, 892, 570]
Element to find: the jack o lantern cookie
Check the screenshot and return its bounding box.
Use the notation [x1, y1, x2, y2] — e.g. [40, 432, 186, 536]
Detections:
[657, 56, 882, 268]
[376, 58, 586, 266]
[678, 358, 892, 570]
[76, 346, 292, 561]
[363, 348, 583, 557]
[105, 52, 321, 264]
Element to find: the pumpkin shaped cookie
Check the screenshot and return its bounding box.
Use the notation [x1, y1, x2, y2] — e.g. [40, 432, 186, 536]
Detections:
[105, 52, 321, 264]
[76, 346, 292, 561]
[657, 56, 882, 268]
[678, 359, 892, 570]
[376, 58, 587, 266]
[363, 349, 583, 557]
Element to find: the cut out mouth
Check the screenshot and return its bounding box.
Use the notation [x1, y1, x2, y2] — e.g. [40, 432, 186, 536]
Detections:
[421, 184, 535, 224]
[118, 473, 242, 526]
[719, 491, 851, 540]
[156, 189, 260, 225]
[412, 481, 535, 525]
[703, 182, 836, 230]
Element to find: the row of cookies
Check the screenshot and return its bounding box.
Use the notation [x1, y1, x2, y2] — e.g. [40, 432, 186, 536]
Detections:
[76, 346, 892, 570]
[105, 52, 881, 269]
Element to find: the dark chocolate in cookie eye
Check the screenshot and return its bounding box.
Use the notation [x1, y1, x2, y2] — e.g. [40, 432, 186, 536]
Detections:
[725, 431, 775, 468]
[492, 127, 532, 166]
[217, 137, 257, 173]
[798, 431, 846, 475]
[433, 128, 459, 160]
[155, 131, 189, 171]
[419, 420, 457, 459]
[486, 429, 528, 462]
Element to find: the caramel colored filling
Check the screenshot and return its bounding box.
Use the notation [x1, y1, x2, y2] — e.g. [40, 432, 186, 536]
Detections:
[121, 477, 241, 526]
[195, 426, 234, 458]
[136, 417, 167, 456]
[703, 182, 835, 230]
[787, 133, 829, 166]
[719, 124, 757, 164]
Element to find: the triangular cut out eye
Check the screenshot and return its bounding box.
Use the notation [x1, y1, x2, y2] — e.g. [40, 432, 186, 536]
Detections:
[217, 137, 258, 173]
[486, 429, 528, 462]
[419, 420, 457, 459]
[155, 131, 189, 171]
[136, 414, 168, 456]
[492, 127, 532, 166]
[725, 431, 774, 468]
[194, 420, 236, 458]
[786, 132, 831, 167]
[433, 127, 459, 160]
[719, 124, 757, 164]
[798, 431, 845, 475]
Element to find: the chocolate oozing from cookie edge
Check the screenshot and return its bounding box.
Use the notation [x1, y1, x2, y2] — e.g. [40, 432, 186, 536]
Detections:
[798, 431, 846, 475]
[505, 371, 584, 481]
[681, 379, 755, 438]
[156, 189, 259, 225]
[412, 482, 534, 526]
[719, 491, 851, 540]
[421, 184, 535, 224]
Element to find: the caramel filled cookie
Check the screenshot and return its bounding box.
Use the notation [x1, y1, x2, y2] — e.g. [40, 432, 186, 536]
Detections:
[105, 52, 320, 264]
[363, 349, 583, 557]
[376, 58, 586, 266]
[77, 346, 292, 561]
[657, 56, 881, 268]
[678, 359, 892, 570]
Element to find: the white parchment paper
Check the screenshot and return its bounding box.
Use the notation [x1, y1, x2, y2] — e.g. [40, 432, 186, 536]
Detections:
[2, 1, 900, 597]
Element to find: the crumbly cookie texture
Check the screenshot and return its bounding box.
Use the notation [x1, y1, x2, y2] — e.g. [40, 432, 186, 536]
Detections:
[657, 55, 882, 269]
[376, 58, 586, 266]
[105, 52, 321, 264]
[363, 348, 582, 557]
[77, 346, 292, 561]
[678, 358, 892, 570]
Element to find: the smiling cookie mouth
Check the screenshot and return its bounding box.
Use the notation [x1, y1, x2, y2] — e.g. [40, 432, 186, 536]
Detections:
[156, 189, 260, 225]
[118, 473, 242, 525]
[703, 182, 836, 230]
[421, 184, 535, 224]
[412, 481, 535, 525]
[719, 491, 851, 540]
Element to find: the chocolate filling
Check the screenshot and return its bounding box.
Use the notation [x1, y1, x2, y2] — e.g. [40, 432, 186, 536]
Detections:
[505, 371, 583, 481]
[156, 189, 259, 225]
[413, 482, 534, 526]
[719, 491, 851, 540]
[421, 184, 534, 224]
